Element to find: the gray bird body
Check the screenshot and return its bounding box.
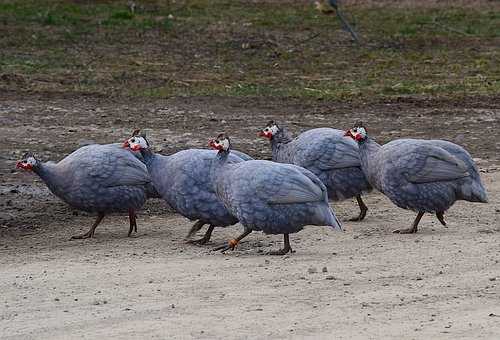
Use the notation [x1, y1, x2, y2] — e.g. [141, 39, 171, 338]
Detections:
[270, 127, 371, 201]
[32, 144, 152, 214]
[140, 148, 250, 227]
[357, 137, 488, 213]
[212, 151, 342, 235]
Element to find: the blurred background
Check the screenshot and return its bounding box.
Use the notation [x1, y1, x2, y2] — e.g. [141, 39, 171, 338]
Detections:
[1, 0, 499, 101]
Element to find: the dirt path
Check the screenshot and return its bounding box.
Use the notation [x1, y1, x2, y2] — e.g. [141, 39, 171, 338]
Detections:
[1, 96, 499, 339]
[0, 170, 498, 339]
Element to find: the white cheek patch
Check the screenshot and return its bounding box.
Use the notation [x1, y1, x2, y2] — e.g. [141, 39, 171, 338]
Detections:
[137, 137, 148, 148]
[221, 139, 230, 150]
[270, 125, 279, 135]
[129, 136, 148, 149]
[358, 127, 366, 137]
[27, 157, 36, 166]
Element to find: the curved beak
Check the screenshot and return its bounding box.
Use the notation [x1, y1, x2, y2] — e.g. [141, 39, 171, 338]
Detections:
[122, 140, 130, 148]
[344, 130, 353, 137]
[258, 130, 266, 137]
[15, 161, 22, 169]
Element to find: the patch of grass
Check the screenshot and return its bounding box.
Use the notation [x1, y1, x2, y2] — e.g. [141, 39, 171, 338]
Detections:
[0, 0, 499, 102]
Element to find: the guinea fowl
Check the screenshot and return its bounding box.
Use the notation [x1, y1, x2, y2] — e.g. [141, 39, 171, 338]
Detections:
[259, 121, 372, 221]
[16, 143, 156, 239]
[345, 123, 488, 233]
[122, 130, 252, 244]
[209, 133, 342, 255]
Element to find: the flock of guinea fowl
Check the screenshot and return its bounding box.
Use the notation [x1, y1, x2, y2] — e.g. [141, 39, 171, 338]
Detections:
[16, 121, 488, 255]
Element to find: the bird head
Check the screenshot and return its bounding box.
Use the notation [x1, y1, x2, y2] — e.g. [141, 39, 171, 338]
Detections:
[258, 120, 280, 140]
[123, 129, 149, 151]
[16, 152, 39, 171]
[209, 133, 230, 152]
[344, 122, 368, 142]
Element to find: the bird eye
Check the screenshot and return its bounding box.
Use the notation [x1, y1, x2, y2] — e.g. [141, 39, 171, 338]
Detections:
[353, 128, 357, 133]
[265, 128, 269, 132]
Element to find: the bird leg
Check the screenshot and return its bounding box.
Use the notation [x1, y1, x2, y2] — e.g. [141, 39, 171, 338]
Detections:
[185, 220, 206, 239]
[213, 230, 252, 253]
[128, 209, 137, 237]
[349, 195, 368, 222]
[436, 212, 446, 226]
[187, 225, 215, 245]
[71, 213, 105, 239]
[393, 212, 424, 234]
[268, 234, 294, 255]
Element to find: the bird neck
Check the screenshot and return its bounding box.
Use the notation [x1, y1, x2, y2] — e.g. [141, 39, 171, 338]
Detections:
[357, 137, 382, 182]
[270, 129, 293, 156]
[140, 148, 156, 166]
[216, 149, 230, 163]
[34, 162, 66, 197]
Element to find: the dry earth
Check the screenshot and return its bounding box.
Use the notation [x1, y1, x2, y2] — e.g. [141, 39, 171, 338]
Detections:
[1, 96, 499, 339]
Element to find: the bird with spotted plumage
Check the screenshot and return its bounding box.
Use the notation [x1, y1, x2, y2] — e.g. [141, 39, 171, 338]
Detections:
[208, 133, 342, 255]
[122, 130, 253, 245]
[259, 121, 372, 221]
[344, 122, 488, 233]
[16, 142, 157, 239]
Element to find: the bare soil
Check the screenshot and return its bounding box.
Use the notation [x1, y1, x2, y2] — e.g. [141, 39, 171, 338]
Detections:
[1, 95, 499, 339]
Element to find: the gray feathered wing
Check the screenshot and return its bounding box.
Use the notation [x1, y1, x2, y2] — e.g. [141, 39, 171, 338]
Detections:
[298, 136, 360, 170]
[256, 166, 325, 204]
[71, 147, 151, 188]
[403, 146, 470, 184]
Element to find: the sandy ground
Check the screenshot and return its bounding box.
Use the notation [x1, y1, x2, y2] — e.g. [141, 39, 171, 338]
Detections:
[1, 97, 499, 339]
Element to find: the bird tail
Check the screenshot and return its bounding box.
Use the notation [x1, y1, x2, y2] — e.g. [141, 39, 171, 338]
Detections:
[315, 204, 343, 231]
[467, 178, 488, 203]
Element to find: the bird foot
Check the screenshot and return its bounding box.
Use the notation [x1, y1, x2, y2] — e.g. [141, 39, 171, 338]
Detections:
[392, 227, 417, 234]
[349, 206, 368, 222]
[186, 236, 210, 245]
[70, 232, 93, 240]
[213, 239, 239, 253]
[348, 215, 364, 222]
[268, 247, 294, 256]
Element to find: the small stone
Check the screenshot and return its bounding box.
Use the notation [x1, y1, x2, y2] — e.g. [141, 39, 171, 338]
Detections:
[489, 277, 496, 281]
[325, 275, 335, 280]
[322, 266, 328, 273]
[355, 270, 362, 274]
[171, 304, 175, 308]
[416, 277, 423, 281]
